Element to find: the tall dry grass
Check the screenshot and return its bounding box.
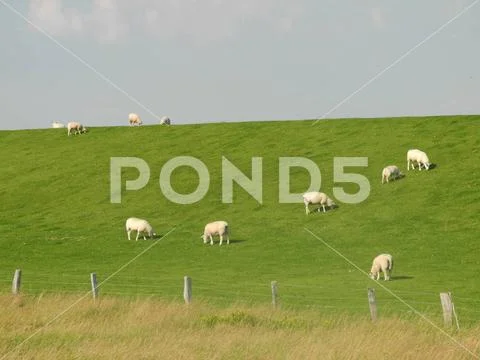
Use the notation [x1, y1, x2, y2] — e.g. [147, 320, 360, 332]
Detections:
[0, 294, 478, 360]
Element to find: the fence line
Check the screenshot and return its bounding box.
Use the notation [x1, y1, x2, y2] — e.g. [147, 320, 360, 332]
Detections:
[0, 282, 461, 307]
[4, 282, 442, 305]
[0, 282, 464, 306]
[2, 272, 463, 300]
[3, 269, 474, 327]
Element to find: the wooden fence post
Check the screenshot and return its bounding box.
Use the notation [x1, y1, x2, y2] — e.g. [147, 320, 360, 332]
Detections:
[271, 281, 278, 308]
[452, 294, 460, 330]
[12, 269, 22, 295]
[440, 292, 459, 329]
[367, 288, 377, 321]
[184, 276, 192, 304]
[90, 273, 99, 300]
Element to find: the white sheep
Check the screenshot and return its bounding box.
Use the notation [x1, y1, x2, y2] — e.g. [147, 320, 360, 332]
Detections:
[160, 116, 171, 125]
[369, 254, 394, 281]
[302, 191, 336, 215]
[125, 217, 156, 241]
[51, 121, 65, 128]
[381, 165, 402, 184]
[407, 149, 431, 171]
[128, 113, 142, 126]
[67, 121, 87, 136]
[201, 221, 229, 246]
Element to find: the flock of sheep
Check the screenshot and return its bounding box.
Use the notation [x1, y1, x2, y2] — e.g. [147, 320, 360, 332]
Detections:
[52, 116, 432, 282]
[125, 148, 432, 282]
[51, 112, 171, 135]
[128, 113, 171, 126]
[124, 148, 432, 282]
[125, 217, 230, 246]
[372, 149, 431, 280]
[302, 149, 432, 281]
[53, 112, 231, 251]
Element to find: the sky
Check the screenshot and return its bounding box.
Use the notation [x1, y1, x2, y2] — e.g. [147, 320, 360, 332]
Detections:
[1, 0, 479, 130]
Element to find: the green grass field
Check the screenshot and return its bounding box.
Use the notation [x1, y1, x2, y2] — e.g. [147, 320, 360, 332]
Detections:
[0, 116, 479, 326]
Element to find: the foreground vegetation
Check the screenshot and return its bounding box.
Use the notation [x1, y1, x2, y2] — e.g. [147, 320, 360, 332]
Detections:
[0, 116, 479, 356]
[0, 294, 479, 359]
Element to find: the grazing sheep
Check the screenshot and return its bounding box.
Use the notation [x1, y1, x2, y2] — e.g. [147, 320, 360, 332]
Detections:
[67, 121, 87, 136]
[382, 165, 402, 184]
[201, 221, 229, 246]
[125, 217, 156, 241]
[303, 191, 336, 215]
[51, 121, 65, 128]
[407, 149, 431, 171]
[128, 113, 142, 126]
[160, 116, 171, 125]
[369, 254, 394, 281]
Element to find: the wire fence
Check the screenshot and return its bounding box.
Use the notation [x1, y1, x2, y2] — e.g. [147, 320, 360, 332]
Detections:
[2, 268, 478, 327]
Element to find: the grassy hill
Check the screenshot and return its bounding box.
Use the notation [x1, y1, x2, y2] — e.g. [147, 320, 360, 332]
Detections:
[0, 116, 479, 325]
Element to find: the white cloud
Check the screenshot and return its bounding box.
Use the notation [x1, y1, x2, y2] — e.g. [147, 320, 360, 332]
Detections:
[89, 0, 129, 42]
[28, 0, 81, 35]
[27, 0, 127, 42]
[27, 0, 305, 44]
[370, 7, 385, 29]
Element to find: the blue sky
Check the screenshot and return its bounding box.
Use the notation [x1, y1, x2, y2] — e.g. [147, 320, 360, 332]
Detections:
[1, 0, 479, 130]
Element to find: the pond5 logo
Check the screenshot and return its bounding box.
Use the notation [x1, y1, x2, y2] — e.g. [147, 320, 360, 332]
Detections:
[110, 156, 371, 205]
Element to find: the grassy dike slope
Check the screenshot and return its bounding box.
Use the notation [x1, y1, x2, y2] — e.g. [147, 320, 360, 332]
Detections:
[0, 116, 478, 323]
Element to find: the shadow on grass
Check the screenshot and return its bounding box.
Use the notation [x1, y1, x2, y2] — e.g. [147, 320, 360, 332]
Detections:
[408, 163, 437, 171]
[129, 234, 164, 240]
[391, 275, 414, 281]
[309, 205, 338, 214]
[383, 173, 405, 183]
[200, 239, 247, 245]
[227, 239, 246, 245]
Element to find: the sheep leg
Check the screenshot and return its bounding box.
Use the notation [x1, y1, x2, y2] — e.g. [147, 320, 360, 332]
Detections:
[136, 230, 140, 241]
[143, 233, 147, 240]
[305, 204, 310, 215]
[210, 235, 213, 246]
[226, 235, 230, 245]
[382, 267, 388, 280]
[322, 205, 326, 213]
[219, 235, 223, 246]
[127, 230, 131, 241]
